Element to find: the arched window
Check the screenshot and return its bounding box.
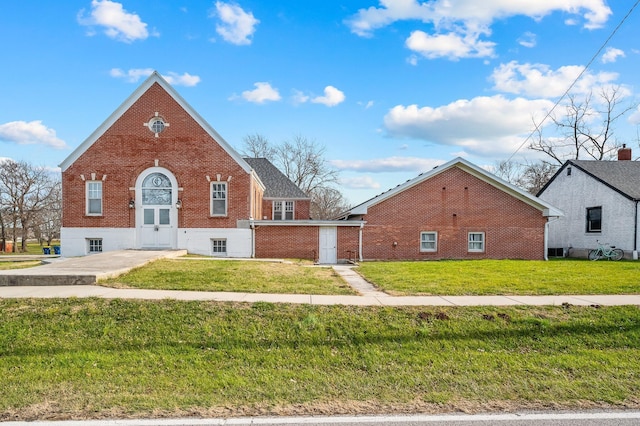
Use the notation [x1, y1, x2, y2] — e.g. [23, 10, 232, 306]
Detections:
[142, 173, 172, 205]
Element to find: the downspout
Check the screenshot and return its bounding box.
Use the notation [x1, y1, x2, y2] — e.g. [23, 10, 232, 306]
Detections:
[634, 201, 638, 260]
[250, 219, 255, 259]
[358, 222, 364, 262]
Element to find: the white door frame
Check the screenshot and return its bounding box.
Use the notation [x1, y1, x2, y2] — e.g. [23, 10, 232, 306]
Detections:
[134, 167, 178, 249]
[318, 226, 337, 264]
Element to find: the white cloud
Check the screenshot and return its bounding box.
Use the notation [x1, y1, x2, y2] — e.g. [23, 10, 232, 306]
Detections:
[332, 156, 444, 173]
[628, 105, 640, 125]
[345, 0, 611, 60]
[0, 121, 68, 149]
[346, 0, 611, 36]
[406, 29, 495, 60]
[490, 61, 619, 98]
[339, 176, 382, 189]
[311, 86, 346, 107]
[163, 72, 201, 87]
[78, 0, 151, 43]
[213, 1, 259, 45]
[239, 82, 281, 104]
[110, 69, 201, 86]
[601, 47, 625, 64]
[292, 90, 310, 105]
[383, 95, 555, 156]
[518, 31, 536, 48]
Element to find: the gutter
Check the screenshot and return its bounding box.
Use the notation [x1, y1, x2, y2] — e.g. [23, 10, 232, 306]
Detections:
[358, 222, 364, 262]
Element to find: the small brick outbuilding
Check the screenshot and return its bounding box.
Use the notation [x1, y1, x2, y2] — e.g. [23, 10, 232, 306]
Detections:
[337, 158, 563, 260]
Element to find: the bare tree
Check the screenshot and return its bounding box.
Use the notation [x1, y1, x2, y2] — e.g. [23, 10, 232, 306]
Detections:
[32, 179, 62, 246]
[493, 159, 557, 195]
[241, 133, 275, 161]
[274, 135, 339, 195]
[0, 160, 58, 252]
[530, 86, 637, 165]
[310, 186, 351, 220]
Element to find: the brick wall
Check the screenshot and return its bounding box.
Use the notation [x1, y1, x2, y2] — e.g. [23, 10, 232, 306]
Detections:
[361, 167, 547, 260]
[62, 82, 253, 229]
[254, 225, 360, 261]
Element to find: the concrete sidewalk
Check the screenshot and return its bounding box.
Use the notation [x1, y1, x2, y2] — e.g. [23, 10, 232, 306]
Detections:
[1, 283, 639, 306]
[0, 250, 639, 306]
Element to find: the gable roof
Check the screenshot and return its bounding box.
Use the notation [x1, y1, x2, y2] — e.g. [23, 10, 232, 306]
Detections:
[59, 71, 251, 173]
[243, 157, 309, 199]
[538, 160, 640, 201]
[340, 157, 563, 218]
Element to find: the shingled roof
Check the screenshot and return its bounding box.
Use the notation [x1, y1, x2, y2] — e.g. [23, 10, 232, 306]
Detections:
[539, 160, 640, 200]
[244, 157, 309, 199]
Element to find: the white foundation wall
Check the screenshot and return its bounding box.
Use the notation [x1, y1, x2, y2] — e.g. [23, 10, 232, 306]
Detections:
[177, 228, 252, 257]
[61, 227, 252, 257]
[61, 228, 136, 257]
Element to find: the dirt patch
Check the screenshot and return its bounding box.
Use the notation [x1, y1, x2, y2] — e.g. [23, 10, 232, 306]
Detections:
[3, 398, 639, 421]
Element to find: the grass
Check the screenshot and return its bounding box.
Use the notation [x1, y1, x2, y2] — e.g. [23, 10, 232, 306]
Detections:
[0, 260, 42, 270]
[357, 259, 640, 296]
[102, 259, 356, 295]
[0, 299, 638, 420]
[0, 241, 60, 255]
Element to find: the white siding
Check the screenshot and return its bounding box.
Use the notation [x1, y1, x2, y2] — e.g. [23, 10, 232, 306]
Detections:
[539, 166, 637, 254]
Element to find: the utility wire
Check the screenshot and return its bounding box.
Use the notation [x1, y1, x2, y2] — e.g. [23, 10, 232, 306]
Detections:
[507, 0, 640, 163]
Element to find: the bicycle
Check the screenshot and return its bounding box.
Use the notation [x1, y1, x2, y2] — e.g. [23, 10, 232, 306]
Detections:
[588, 240, 624, 261]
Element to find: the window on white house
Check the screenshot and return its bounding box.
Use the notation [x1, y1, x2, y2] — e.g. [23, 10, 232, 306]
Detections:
[586, 206, 602, 233]
[211, 182, 227, 216]
[87, 238, 102, 253]
[420, 232, 437, 252]
[211, 239, 227, 256]
[86, 181, 102, 215]
[273, 201, 294, 220]
[468, 232, 485, 252]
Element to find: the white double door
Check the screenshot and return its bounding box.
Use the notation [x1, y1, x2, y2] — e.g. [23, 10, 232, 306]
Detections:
[136, 168, 177, 249]
[140, 205, 174, 248]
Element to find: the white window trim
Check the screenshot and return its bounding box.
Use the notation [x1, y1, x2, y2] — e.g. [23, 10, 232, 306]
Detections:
[211, 238, 227, 256]
[468, 232, 485, 253]
[210, 181, 228, 217]
[273, 200, 295, 221]
[87, 238, 103, 254]
[86, 181, 103, 216]
[420, 231, 438, 252]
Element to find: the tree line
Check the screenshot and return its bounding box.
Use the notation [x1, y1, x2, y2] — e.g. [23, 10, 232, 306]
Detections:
[0, 160, 61, 252]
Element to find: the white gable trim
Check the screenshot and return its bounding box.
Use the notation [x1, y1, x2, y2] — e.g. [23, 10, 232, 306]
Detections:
[348, 157, 563, 217]
[59, 71, 252, 174]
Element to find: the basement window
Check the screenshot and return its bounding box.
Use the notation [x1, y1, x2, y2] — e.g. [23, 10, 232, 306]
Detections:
[211, 239, 227, 256]
[87, 238, 103, 253]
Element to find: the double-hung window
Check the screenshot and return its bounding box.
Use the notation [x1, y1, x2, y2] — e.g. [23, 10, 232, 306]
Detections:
[468, 232, 485, 252]
[211, 182, 227, 216]
[420, 232, 437, 252]
[273, 201, 294, 220]
[86, 181, 102, 215]
[586, 206, 602, 233]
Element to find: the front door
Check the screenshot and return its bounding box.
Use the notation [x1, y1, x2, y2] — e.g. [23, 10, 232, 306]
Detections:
[319, 227, 337, 264]
[137, 170, 176, 249]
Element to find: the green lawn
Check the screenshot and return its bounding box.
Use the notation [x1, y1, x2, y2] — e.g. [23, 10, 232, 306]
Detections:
[0, 260, 42, 270]
[357, 259, 640, 296]
[102, 259, 356, 295]
[1, 299, 638, 420]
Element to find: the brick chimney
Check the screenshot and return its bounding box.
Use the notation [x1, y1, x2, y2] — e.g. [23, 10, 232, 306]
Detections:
[618, 144, 632, 161]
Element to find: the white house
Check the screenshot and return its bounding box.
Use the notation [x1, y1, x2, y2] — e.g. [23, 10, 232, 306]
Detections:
[537, 145, 640, 259]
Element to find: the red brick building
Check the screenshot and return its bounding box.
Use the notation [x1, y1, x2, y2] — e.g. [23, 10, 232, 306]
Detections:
[60, 72, 560, 261]
[337, 158, 563, 260]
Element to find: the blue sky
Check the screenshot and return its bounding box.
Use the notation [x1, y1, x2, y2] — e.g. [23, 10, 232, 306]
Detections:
[1, 0, 640, 205]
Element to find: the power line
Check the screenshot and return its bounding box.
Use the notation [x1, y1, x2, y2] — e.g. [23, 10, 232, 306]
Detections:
[507, 0, 640, 162]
